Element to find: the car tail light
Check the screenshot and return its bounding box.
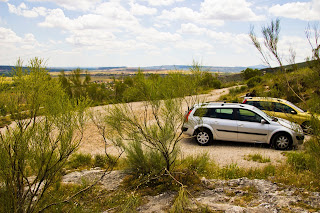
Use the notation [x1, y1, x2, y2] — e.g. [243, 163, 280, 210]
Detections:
[242, 99, 247, 104]
[184, 109, 193, 122]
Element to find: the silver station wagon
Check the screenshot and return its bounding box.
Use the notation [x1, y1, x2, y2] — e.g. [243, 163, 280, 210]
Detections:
[182, 103, 304, 150]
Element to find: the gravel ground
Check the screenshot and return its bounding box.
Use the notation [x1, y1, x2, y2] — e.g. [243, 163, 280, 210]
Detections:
[78, 87, 288, 168]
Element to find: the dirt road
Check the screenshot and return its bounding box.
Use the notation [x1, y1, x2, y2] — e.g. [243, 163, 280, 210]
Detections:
[78, 87, 287, 168]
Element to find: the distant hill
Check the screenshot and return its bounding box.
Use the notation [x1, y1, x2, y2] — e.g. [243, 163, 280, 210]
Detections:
[0, 64, 269, 75]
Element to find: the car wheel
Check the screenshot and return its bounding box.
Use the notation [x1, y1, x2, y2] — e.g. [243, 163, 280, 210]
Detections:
[301, 121, 313, 134]
[195, 128, 212, 145]
[273, 133, 292, 150]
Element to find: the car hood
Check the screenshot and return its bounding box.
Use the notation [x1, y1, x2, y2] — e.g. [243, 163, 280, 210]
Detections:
[277, 118, 302, 132]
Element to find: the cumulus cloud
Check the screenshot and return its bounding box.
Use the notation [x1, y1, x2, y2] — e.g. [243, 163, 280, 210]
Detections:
[140, 0, 184, 6]
[8, 3, 47, 18]
[27, 0, 102, 11]
[200, 0, 264, 21]
[39, 2, 140, 31]
[130, 1, 157, 16]
[136, 27, 181, 43]
[269, 0, 320, 21]
[66, 29, 116, 46]
[157, 0, 262, 27]
[0, 27, 23, 43]
[178, 23, 252, 53]
[178, 23, 208, 35]
[0, 27, 39, 50]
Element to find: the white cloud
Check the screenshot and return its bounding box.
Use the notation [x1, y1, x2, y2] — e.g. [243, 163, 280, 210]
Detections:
[157, 0, 262, 27]
[174, 39, 212, 50]
[178, 23, 208, 35]
[130, 1, 157, 16]
[0, 27, 41, 54]
[140, 0, 184, 6]
[269, 0, 320, 21]
[8, 3, 48, 18]
[159, 7, 199, 22]
[136, 27, 181, 43]
[66, 29, 116, 46]
[39, 4, 140, 31]
[200, 0, 264, 21]
[0, 27, 23, 43]
[0, 0, 8, 2]
[27, 0, 102, 11]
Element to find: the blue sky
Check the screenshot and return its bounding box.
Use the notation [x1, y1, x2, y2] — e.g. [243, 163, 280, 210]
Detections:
[0, 0, 319, 67]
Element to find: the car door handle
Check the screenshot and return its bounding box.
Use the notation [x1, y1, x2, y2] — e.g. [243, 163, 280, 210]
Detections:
[238, 124, 244, 127]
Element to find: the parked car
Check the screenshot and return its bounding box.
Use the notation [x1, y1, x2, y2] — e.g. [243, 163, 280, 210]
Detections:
[242, 97, 318, 133]
[182, 103, 304, 150]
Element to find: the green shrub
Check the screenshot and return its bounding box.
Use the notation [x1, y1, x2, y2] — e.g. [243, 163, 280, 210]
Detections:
[68, 153, 93, 169]
[94, 154, 118, 168]
[170, 187, 190, 213]
[246, 76, 262, 88]
[182, 153, 212, 176]
[244, 153, 271, 163]
[241, 68, 262, 80]
[125, 140, 167, 176]
[93, 154, 108, 168]
[219, 164, 244, 179]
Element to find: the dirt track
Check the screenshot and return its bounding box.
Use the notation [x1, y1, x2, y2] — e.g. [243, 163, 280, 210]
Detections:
[78, 87, 287, 168]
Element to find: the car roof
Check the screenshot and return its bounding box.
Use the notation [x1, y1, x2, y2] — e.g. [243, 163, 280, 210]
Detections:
[194, 102, 256, 110]
[243, 97, 286, 102]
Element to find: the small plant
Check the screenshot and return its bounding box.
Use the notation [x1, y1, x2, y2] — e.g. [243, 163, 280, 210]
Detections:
[93, 154, 108, 168]
[244, 153, 271, 163]
[93, 154, 118, 168]
[182, 153, 212, 175]
[119, 192, 141, 213]
[219, 164, 244, 179]
[170, 187, 190, 213]
[286, 151, 315, 172]
[68, 153, 93, 169]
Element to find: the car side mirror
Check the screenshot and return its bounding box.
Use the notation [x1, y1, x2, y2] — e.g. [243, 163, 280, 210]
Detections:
[261, 119, 267, 124]
[290, 110, 297, 115]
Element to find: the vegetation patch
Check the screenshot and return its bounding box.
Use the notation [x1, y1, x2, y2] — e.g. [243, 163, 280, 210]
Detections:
[244, 153, 271, 163]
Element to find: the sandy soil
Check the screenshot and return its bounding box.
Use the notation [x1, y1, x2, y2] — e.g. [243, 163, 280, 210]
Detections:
[78, 87, 287, 168]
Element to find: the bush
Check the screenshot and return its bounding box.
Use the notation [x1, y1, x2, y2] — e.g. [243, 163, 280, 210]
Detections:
[241, 68, 262, 80]
[68, 153, 93, 169]
[246, 76, 262, 88]
[125, 140, 167, 176]
[93, 154, 118, 168]
[286, 151, 313, 172]
[244, 153, 271, 163]
[182, 153, 211, 176]
[219, 164, 244, 179]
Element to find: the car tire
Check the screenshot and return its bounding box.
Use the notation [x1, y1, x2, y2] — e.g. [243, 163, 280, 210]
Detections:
[272, 133, 292, 150]
[301, 121, 313, 134]
[195, 128, 212, 145]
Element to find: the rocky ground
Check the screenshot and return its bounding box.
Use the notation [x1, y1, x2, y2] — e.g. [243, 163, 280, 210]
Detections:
[62, 169, 320, 213]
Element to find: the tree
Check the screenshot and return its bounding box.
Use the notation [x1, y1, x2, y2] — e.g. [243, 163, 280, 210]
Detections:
[250, 20, 320, 174]
[0, 58, 88, 213]
[240, 68, 262, 80]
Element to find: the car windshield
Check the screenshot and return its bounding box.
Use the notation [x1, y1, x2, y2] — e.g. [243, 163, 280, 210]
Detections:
[284, 100, 306, 113]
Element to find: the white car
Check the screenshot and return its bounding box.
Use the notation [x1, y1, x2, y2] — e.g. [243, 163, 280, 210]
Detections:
[182, 103, 304, 150]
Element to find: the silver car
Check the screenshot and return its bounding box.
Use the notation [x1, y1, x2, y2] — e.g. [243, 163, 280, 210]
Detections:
[182, 103, 304, 150]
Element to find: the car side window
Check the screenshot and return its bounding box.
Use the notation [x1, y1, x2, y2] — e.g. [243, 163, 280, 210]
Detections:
[260, 101, 274, 111]
[215, 108, 234, 120]
[238, 109, 262, 123]
[247, 101, 265, 110]
[274, 102, 295, 113]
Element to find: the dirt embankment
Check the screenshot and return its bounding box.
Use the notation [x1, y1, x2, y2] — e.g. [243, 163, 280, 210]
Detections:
[79, 87, 286, 168]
